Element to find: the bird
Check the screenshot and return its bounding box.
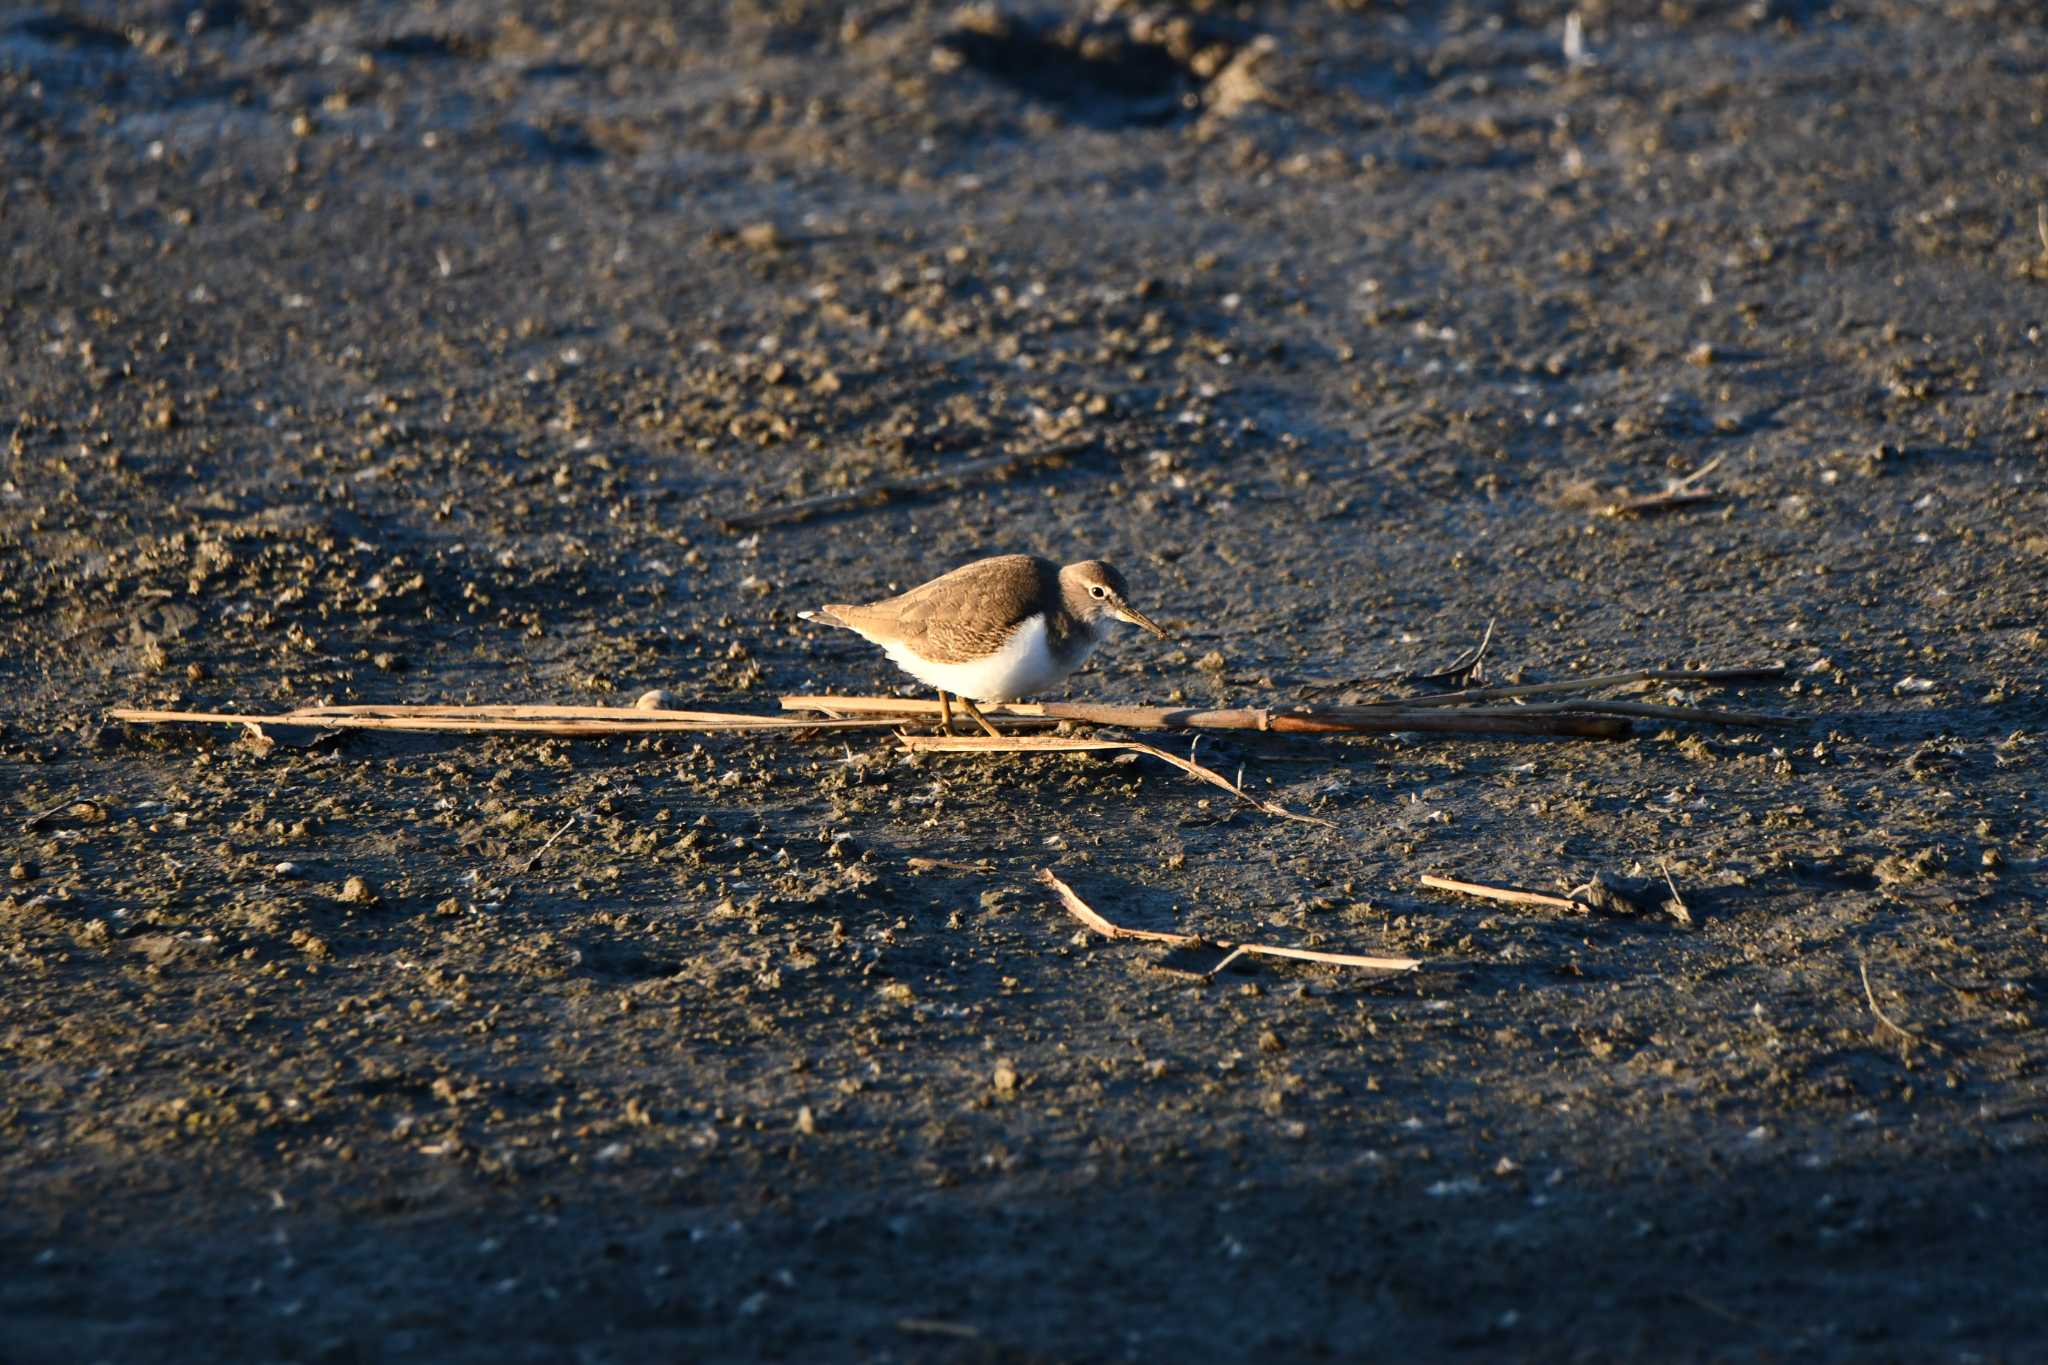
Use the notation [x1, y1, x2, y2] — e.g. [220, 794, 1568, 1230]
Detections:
[800, 554, 1168, 735]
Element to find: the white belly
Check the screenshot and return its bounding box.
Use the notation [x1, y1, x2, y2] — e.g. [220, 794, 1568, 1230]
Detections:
[879, 613, 1094, 702]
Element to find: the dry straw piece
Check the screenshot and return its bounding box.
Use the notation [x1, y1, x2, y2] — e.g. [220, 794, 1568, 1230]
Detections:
[106, 702, 904, 737]
[1601, 452, 1728, 517]
[786, 695, 1638, 739]
[1038, 868, 1419, 975]
[1418, 874, 1585, 914]
[107, 661, 1796, 747]
[786, 660, 1795, 736]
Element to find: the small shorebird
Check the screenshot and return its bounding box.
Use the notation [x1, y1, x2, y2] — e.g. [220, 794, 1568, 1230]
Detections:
[800, 554, 1168, 735]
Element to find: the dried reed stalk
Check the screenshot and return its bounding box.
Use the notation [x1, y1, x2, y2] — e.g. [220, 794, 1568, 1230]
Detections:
[1419, 874, 1584, 913]
[1859, 955, 1936, 1052]
[1506, 698, 1796, 728]
[1602, 453, 1727, 516]
[1038, 869, 1419, 973]
[1354, 663, 1787, 708]
[109, 658, 1795, 746]
[897, 734, 1334, 828]
[106, 704, 899, 736]
[785, 696, 1637, 739]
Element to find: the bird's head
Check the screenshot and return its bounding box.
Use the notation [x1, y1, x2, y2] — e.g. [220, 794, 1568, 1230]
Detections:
[1061, 560, 1167, 637]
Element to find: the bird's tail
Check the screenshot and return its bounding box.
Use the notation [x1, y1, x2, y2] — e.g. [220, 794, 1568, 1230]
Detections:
[800, 607, 852, 630]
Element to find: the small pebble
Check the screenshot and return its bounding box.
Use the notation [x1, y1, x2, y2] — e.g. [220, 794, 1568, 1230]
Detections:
[636, 689, 676, 710]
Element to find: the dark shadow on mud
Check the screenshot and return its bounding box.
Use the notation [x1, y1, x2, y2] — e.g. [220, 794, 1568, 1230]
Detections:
[938, 10, 1248, 129]
[7, 1144, 2043, 1361]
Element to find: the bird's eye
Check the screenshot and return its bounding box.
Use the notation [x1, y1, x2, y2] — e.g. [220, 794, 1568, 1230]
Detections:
[1090, 585, 1107, 598]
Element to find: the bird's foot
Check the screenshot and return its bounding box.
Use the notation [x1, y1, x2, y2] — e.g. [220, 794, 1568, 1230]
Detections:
[958, 698, 1005, 738]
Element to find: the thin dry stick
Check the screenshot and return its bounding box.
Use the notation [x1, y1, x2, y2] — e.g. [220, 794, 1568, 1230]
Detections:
[720, 440, 1091, 530]
[297, 703, 850, 721]
[519, 812, 583, 874]
[1353, 663, 1787, 709]
[113, 699, 1630, 743]
[1038, 868, 1419, 973]
[1508, 698, 1798, 728]
[1305, 619, 1498, 695]
[786, 695, 1637, 740]
[1682, 1290, 1766, 1331]
[1858, 955, 1935, 1051]
[895, 1319, 981, 1341]
[216, 702, 891, 727]
[108, 705, 904, 736]
[1412, 616, 1496, 687]
[1205, 945, 1251, 977]
[1603, 453, 1729, 517]
[1605, 489, 1718, 517]
[1419, 874, 1585, 913]
[899, 733, 1334, 828]
[905, 856, 996, 874]
[1658, 861, 1692, 928]
[108, 664, 1792, 747]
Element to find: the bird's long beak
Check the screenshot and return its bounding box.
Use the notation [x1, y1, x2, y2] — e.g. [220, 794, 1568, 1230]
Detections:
[1112, 602, 1169, 638]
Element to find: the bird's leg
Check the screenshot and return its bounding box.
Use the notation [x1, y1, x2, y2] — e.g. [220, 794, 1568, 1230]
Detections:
[937, 690, 955, 735]
[957, 696, 1005, 738]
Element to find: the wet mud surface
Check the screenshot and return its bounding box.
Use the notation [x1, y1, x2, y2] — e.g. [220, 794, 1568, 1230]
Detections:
[2, 1, 2046, 1359]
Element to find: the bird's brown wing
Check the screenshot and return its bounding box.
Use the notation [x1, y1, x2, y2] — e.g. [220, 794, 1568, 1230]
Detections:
[822, 555, 1054, 664]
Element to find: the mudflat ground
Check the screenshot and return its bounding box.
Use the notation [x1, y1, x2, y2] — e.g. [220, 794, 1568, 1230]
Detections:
[3, 1, 2046, 1360]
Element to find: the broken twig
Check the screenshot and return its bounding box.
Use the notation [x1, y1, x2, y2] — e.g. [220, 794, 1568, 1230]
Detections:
[518, 811, 584, 874]
[1412, 617, 1496, 688]
[1859, 954, 1936, 1052]
[108, 658, 1796, 750]
[1507, 698, 1797, 728]
[787, 695, 1636, 740]
[1657, 862, 1693, 928]
[108, 703, 903, 737]
[896, 1319, 981, 1341]
[1357, 663, 1786, 709]
[1301, 619, 1497, 696]
[1038, 869, 1419, 974]
[1424, 870, 1691, 926]
[1419, 874, 1584, 913]
[905, 856, 997, 875]
[1602, 453, 1728, 517]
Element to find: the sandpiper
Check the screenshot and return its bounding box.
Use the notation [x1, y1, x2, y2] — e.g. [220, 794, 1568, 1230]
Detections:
[800, 554, 1168, 735]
